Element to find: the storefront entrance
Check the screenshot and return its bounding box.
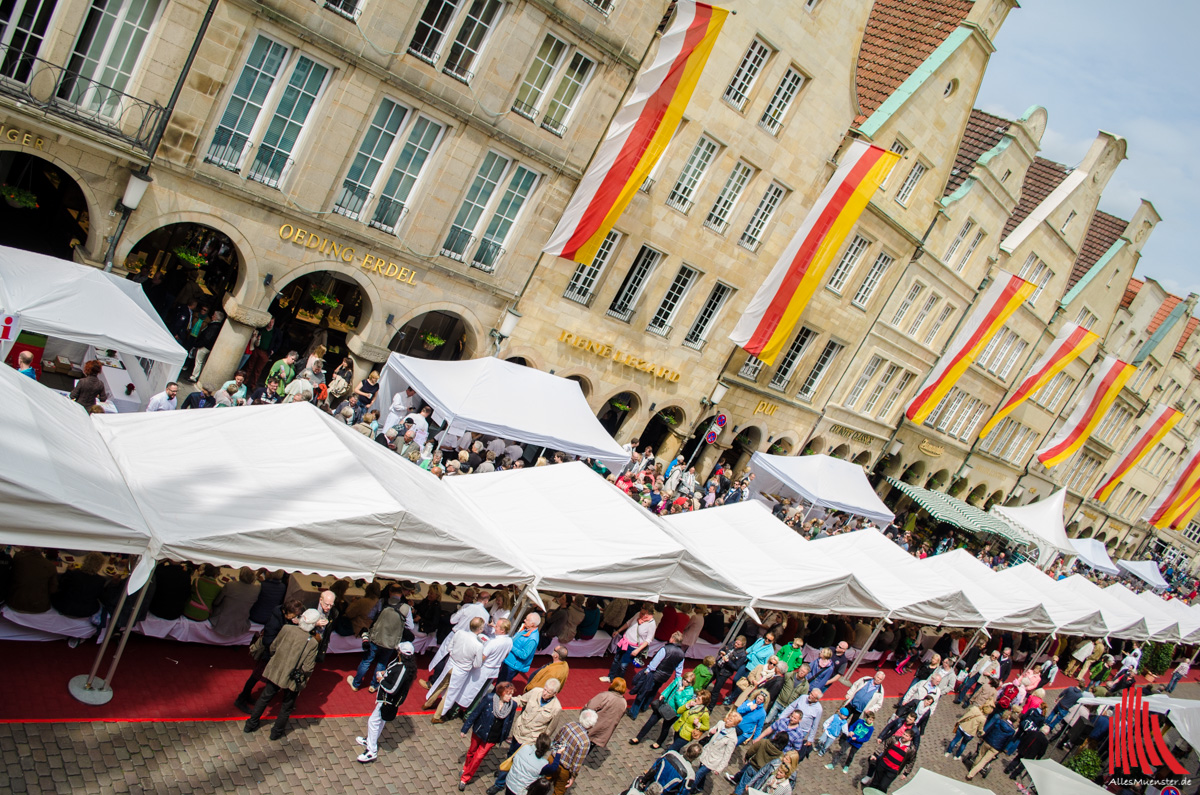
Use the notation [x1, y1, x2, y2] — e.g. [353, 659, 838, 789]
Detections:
[389, 310, 469, 360]
[125, 223, 242, 321]
[269, 271, 368, 368]
[0, 152, 89, 259]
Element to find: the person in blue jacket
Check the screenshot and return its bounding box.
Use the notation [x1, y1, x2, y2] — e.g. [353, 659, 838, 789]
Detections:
[722, 632, 777, 706]
[966, 709, 1016, 781]
[498, 613, 541, 683]
[458, 681, 518, 790]
[735, 691, 768, 744]
[826, 712, 874, 774]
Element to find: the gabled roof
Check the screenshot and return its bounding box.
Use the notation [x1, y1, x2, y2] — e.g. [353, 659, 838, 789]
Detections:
[1067, 211, 1128, 290]
[944, 109, 1011, 197]
[1121, 277, 1144, 309]
[1177, 317, 1199, 355]
[1149, 295, 1185, 334]
[1001, 157, 1073, 240]
[854, 0, 974, 124]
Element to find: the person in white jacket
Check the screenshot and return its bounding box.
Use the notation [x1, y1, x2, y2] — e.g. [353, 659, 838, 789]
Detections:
[692, 711, 742, 793]
[460, 619, 513, 714]
[432, 617, 486, 722]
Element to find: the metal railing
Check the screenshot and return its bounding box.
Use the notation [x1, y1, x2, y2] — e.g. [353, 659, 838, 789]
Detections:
[323, 0, 361, 19]
[540, 115, 567, 137]
[0, 46, 164, 153]
[646, 321, 672, 337]
[441, 227, 474, 262]
[369, 198, 409, 233]
[739, 357, 764, 380]
[470, 238, 504, 273]
[511, 99, 538, 120]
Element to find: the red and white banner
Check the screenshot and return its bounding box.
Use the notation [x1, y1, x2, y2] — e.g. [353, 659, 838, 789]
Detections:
[1144, 443, 1200, 529]
[1037, 355, 1135, 467]
[1093, 404, 1182, 501]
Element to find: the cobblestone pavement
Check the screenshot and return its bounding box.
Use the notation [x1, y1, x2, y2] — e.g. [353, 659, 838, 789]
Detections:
[4, 682, 1198, 795]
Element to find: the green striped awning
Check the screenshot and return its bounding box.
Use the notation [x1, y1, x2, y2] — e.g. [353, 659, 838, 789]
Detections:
[886, 477, 1031, 547]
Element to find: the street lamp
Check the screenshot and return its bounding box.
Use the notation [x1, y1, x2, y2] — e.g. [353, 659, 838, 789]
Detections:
[489, 307, 522, 354]
[700, 380, 729, 408]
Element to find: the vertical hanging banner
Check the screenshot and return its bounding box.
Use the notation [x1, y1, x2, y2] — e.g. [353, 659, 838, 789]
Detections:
[728, 140, 900, 364]
[1144, 444, 1200, 529]
[543, 1, 727, 264]
[979, 322, 1099, 438]
[905, 272, 1035, 424]
[1036, 355, 1135, 467]
[1168, 487, 1200, 530]
[1093, 404, 1183, 501]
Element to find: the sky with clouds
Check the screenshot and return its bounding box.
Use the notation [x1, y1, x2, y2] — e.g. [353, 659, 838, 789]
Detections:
[975, 0, 1199, 297]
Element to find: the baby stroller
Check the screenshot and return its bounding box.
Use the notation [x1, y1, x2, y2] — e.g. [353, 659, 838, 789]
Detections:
[625, 750, 695, 795]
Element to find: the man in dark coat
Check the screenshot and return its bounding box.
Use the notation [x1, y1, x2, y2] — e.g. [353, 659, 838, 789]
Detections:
[357, 641, 418, 763]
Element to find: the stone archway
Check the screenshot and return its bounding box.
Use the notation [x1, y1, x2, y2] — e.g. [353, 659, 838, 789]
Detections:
[506, 357, 531, 367]
[598, 391, 640, 436]
[0, 150, 97, 259]
[390, 309, 470, 361]
[1078, 526, 1095, 539]
[1066, 520, 1080, 537]
[830, 443, 851, 460]
[925, 468, 951, 491]
[984, 490, 1005, 510]
[637, 405, 686, 456]
[126, 222, 246, 325]
[965, 483, 989, 506]
[803, 436, 825, 456]
[268, 269, 371, 371]
[900, 460, 927, 485]
[680, 414, 717, 468]
[565, 373, 591, 398]
[729, 426, 763, 473]
[852, 450, 872, 466]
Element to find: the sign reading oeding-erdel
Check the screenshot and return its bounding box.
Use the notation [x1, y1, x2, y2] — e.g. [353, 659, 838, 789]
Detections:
[278, 223, 418, 285]
[557, 330, 681, 382]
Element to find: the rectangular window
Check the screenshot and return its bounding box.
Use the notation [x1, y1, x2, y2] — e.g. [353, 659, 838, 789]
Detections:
[878, 370, 914, 418]
[935, 389, 966, 433]
[564, 230, 619, 305]
[371, 115, 445, 233]
[647, 264, 698, 336]
[334, 99, 409, 220]
[895, 161, 926, 205]
[944, 219, 974, 263]
[512, 33, 566, 119]
[852, 251, 893, 307]
[956, 228, 984, 272]
[442, 0, 503, 82]
[704, 161, 753, 234]
[540, 51, 594, 135]
[739, 354, 765, 381]
[1014, 426, 1037, 462]
[738, 181, 785, 251]
[924, 389, 953, 428]
[906, 293, 940, 338]
[890, 282, 924, 327]
[607, 245, 662, 322]
[923, 304, 953, 346]
[1074, 306, 1098, 330]
[443, 150, 511, 260]
[827, 235, 869, 294]
[1000, 339, 1027, 379]
[666, 135, 718, 213]
[1132, 363, 1159, 392]
[248, 54, 329, 188]
[881, 139, 907, 188]
[583, 0, 614, 13]
[683, 282, 732, 351]
[443, 152, 539, 272]
[0, 0, 57, 83]
[768, 327, 814, 390]
[409, 0, 461, 63]
[723, 37, 770, 111]
[846, 355, 883, 409]
[60, 0, 163, 116]
[948, 397, 979, 438]
[1017, 253, 1053, 305]
[206, 36, 289, 171]
[472, 163, 537, 272]
[325, 0, 363, 20]
[759, 67, 803, 134]
[863, 363, 897, 415]
[798, 340, 842, 400]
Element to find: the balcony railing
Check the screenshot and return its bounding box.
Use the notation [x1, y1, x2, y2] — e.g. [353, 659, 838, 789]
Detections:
[0, 45, 164, 153]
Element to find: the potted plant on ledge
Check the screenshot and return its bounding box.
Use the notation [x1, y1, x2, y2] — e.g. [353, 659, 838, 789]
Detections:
[172, 246, 207, 268]
[2, 184, 38, 209]
[419, 331, 446, 351]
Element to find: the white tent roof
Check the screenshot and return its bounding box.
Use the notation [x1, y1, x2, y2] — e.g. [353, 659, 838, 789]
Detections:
[1118, 557, 1170, 591]
[809, 528, 981, 626]
[895, 768, 996, 795]
[661, 502, 888, 617]
[0, 245, 186, 368]
[1021, 759, 1108, 795]
[1070, 537, 1120, 575]
[918, 549, 1056, 632]
[1103, 582, 1180, 642]
[93, 402, 531, 586]
[749, 452, 895, 525]
[377, 353, 629, 469]
[1160, 597, 1200, 644]
[991, 490, 1074, 567]
[0, 362, 152, 554]
[992, 563, 1108, 635]
[1056, 575, 1149, 639]
[444, 462, 752, 606]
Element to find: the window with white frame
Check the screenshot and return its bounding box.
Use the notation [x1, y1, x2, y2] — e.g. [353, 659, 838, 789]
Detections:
[1097, 404, 1134, 445]
[999, 338, 1028, 379]
[948, 396, 980, 438]
[759, 67, 803, 134]
[890, 282, 924, 327]
[1017, 253, 1054, 305]
[206, 36, 329, 189]
[768, 327, 815, 390]
[607, 245, 662, 322]
[683, 282, 731, 351]
[923, 304, 954, 347]
[846, 355, 883, 408]
[924, 389, 953, 428]
[641, 121, 683, 193]
[878, 370, 914, 419]
[1066, 453, 1103, 493]
[798, 340, 842, 400]
[563, 230, 619, 305]
[933, 389, 967, 432]
[513, 34, 566, 118]
[366, 116, 445, 232]
[862, 363, 897, 415]
[944, 219, 974, 264]
[739, 181, 785, 251]
[739, 354, 765, 380]
[583, 0, 614, 15]
[409, 0, 503, 81]
[647, 264, 698, 336]
[723, 37, 771, 111]
[334, 100, 410, 220]
[540, 51, 595, 135]
[955, 228, 984, 272]
[1061, 210, 1076, 233]
[442, 151, 539, 272]
[895, 161, 926, 205]
[0, 0, 56, 83]
[1131, 363, 1159, 392]
[704, 161, 754, 234]
[60, 0, 164, 116]
[666, 135, 718, 213]
[827, 235, 869, 294]
[852, 251, 894, 308]
[1032, 371, 1074, 412]
[1074, 306, 1099, 330]
[881, 139, 906, 188]
[907, 293, 941, 338]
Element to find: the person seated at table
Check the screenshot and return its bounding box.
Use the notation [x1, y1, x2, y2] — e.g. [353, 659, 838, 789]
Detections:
[415, 583, 444, 635]
[344, 582, 383, 636]
[52, 552, 109, 618]
[101, 571, 156, 633]
[576, 598, 603, 641]
[210, 567, 262, 637]
[7, 548, 58, 614]
[145, 560, 192, 620]
[248, 570, 287, 626]
[183, 564, 221, 621]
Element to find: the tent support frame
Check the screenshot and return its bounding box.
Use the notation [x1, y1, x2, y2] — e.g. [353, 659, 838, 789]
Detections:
[841, 616, 888, 685]
[69, 566, 154, 705]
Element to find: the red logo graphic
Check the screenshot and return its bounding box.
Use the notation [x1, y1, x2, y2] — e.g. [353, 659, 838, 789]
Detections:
[1109, 688, 1188, 776]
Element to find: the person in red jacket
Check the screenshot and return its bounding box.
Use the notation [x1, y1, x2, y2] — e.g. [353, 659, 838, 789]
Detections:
[860, 729, 917, 792]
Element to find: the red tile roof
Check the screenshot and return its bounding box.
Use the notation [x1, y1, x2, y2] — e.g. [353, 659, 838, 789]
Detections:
[1001, 157, 1073, 240]
[1148, 295, 1184, 334]
[1067, 211, 1128, 290]
[1177, 317, 1199, 355]
[944, 109, 1011, 197]
[854, 0, 975, 124]
[1121, 277, 1144, 310]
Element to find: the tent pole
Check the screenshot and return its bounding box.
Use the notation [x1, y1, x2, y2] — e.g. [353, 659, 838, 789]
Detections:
[1029, 633, 1055, 670]
[722, 613, 747, 646]
[97, 574, 154, 692]
[842, 616, 887, 685]
[511, 587, 531, 627]
[83, 588, 129, 687]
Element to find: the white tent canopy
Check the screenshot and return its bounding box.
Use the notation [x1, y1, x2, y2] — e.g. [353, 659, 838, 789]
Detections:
[1117, 558, 1170, 591]
[918, 549, 1056, 632]
[1103, 582, 1180, 641]
[444, 462, 752, 607]
[1069, 537, 1119, 575]
[661, 502, 889, 617]
[991, 489, 1075, 567]
[749, 452, 895, 525]
[992, 563, 1108, 635]
[376, 353, 629, 469]
[0, 245, 186, 405]
[1021, 759, 1109, 795]
[895, 769, 996, 795]
[1056, 575, 1148, 639]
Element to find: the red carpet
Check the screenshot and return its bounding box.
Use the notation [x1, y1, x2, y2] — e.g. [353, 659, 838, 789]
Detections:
[2, 637, 1188, 724]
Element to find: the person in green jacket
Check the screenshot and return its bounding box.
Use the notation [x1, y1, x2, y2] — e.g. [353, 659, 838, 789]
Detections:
[630, 670, 696, 748]
[268, 351, 299, 396]
[777, 637, 806, 671]
[670, 691, 711, 752]
[693, 656, 715, 692]
[183, 564, 221, 621]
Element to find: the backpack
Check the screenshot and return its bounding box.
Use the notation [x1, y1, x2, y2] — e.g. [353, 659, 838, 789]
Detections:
[996, 682, 1019, 710]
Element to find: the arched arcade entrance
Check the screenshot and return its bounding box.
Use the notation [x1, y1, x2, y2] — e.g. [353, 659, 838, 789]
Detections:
[125, 223, 243, 323]
[0, 152, 90, 259]
[390, 310, 470, 361]
[597, 392, 639, 437]
[637, 406, 685, 455]
[269, 271, 368, 367]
